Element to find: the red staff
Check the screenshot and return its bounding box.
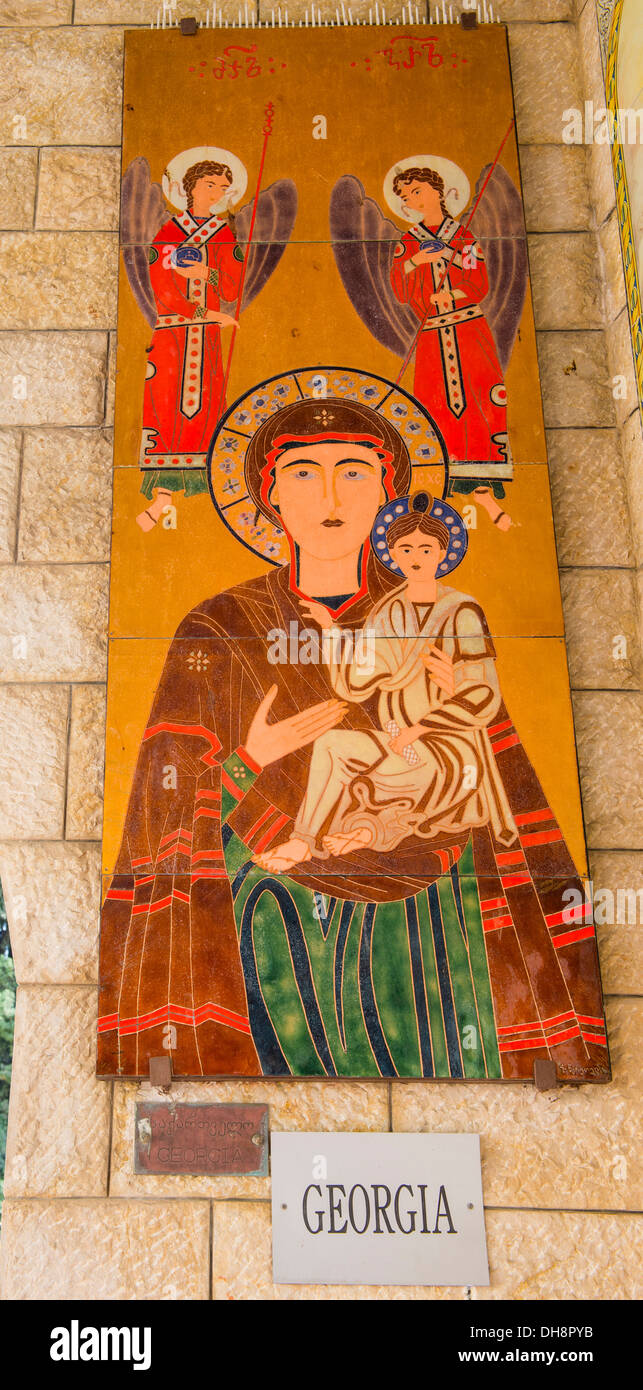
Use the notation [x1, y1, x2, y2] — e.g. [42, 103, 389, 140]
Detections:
[217, 101, 276, 417]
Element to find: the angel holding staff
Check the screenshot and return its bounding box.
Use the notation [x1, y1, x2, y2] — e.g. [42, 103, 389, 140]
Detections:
[120, 144, 297, 531]
[330, 149, 528, 530]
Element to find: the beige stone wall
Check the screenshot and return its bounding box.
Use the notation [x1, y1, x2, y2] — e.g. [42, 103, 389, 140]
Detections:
[0, 0, 641, 1301]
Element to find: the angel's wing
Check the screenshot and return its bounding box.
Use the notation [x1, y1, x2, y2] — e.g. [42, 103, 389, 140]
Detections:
[329, 175, 417, 358]
[120, 157, 167, 327]
[468, 164, 528, 372]
[221, 178, 297, 315]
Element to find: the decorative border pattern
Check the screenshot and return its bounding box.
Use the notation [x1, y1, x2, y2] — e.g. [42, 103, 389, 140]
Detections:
[604, 0, 643, 415]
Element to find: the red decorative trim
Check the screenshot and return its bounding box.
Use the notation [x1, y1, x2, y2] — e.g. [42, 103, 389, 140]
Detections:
[98, 1001, 251, 1038]
[492, 733, 520, 753]
[159, 828, 192, 849]
[191, 849, 224, 864]
[546, 902, 592, 929]
[106, 888, 134, 902]
[520, 828, 563, 848]
[221, 767, 245, 801]
[236, 744, 262, 775]
[190, 869, 227, 882]
[253, 812, 290, 854]
[194, 806, 221, 821]
[196, 788, 221, 803]
[480, 895, 507, 912]
[514, 808, 553, 827]
[243, 806, 277, 845]
[487, 718, 513, 737]
[496, 850, 526, 867]
[143, 722, 222, 767]
[131, 856, 152, 868]
[483, 913, 513, 932]
[500, 871, 531, 888]
[551, 924, 595, 948]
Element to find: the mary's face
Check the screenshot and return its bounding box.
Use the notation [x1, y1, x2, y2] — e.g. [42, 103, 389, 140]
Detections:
[271, 441, 386, 561]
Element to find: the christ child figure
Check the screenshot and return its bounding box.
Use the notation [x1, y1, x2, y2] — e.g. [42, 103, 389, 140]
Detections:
[254, 492, 516, 873]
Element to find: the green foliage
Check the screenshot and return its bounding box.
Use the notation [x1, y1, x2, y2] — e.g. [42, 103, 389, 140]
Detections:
[0, 882, 15, 1209]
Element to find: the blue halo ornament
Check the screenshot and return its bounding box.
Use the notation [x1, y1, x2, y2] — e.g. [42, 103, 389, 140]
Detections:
[371, 493, 468, 579]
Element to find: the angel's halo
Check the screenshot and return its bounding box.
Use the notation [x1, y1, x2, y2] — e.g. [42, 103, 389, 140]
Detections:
[162, 146, 248, 213]
[383, 156, 470, 222]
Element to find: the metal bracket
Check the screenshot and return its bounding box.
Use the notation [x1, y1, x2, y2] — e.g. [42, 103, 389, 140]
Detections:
[149, 1055, 173, 1090]
[180, 16, 198, 35]
[460, 11, 479, 28]
[533, 1058, 558, 1091]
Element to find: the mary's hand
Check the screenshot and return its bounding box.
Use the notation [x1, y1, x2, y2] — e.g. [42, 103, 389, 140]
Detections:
[299, 599, 334, 631]
[244, 685, 348, 769]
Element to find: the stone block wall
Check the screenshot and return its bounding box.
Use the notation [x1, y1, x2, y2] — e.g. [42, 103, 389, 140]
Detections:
[0, 0, 641, 1300]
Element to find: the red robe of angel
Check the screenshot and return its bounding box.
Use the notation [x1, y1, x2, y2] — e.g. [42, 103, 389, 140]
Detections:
[390, 216, 512, 498]
[140, 210, 244, 499]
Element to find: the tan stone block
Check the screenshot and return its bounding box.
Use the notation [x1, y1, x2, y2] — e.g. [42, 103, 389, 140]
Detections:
[598, 208, 627, 322]
[66, 683, 106, 840]
[4, 985, 109, 1197]
[0, 149, 38, 230]
[0, 331, 108, 426]
[0, 1198, 210, 1300]
[18, 428, 113, 563]
[481, 1210, 641, 1299]
[587, 138, 616, 228]
[503, 0, 573, 13]
[0, 233, 117, 331]
[0, 684, 68, 838]
[519, 145, 591, 233]
[577, 0, 605, 112]
[76, 0, 243, 18]
[211, 1199, 459, 1300]
[589, 851, 643, 996]
[528, 233, 603, 329]
[0, 30, 122, 147]
[210, 1202, 642, 1300]
[110, 1076, 389, 1199]
[0, 2, 72, 21]
[393, 999, 638, 1212]
[546, 428, 634, 567]
[620, 408, 643, 567]
[537, 331, 615, 427]
[0, 840, 100, 983]
[606, 307, 639, 427]
[560, 568, 640, 689]
[508, 24, 583, 144]
[36, 149, 121, 233]
[0, 564, 108, 682]
[0, 428, 21, 561]
[572, 690, 643, 848]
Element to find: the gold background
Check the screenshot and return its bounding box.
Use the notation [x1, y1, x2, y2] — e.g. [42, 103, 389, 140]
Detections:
[104, 26, 585, 877]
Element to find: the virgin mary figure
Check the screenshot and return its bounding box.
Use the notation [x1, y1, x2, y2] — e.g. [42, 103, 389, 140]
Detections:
[98, 368, 608, 1084]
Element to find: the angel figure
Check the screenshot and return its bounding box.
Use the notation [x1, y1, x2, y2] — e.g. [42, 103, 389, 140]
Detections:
[121, 146, 297, 530]
[330, 155, 528, 529]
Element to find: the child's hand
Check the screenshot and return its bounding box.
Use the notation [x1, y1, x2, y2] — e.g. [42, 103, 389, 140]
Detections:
[423, 646, 455, 696]
[389, 722, 426, 755]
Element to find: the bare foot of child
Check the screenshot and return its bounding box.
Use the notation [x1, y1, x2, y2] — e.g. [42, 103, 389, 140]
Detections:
[323, 827, 373, 856]
[253, 837, 313, 873]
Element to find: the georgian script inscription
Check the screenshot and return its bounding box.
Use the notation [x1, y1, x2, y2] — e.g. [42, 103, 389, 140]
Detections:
[134, 1102, 269, 1176]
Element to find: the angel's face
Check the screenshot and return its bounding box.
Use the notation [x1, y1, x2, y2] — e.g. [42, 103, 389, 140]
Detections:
[190, 173, 232, 216]
[270, 442, 385, 561]
[398, 179, 443, 223]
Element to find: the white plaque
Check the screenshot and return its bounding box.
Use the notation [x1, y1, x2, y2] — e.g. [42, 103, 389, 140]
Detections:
[271, 1132, 489, 1287]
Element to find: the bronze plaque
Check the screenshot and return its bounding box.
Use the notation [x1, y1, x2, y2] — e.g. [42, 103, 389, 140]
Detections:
[134, 1102, 268, 1176]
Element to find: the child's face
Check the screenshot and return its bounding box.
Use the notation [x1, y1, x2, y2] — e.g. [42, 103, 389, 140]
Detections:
[389, 529, 446, 582]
